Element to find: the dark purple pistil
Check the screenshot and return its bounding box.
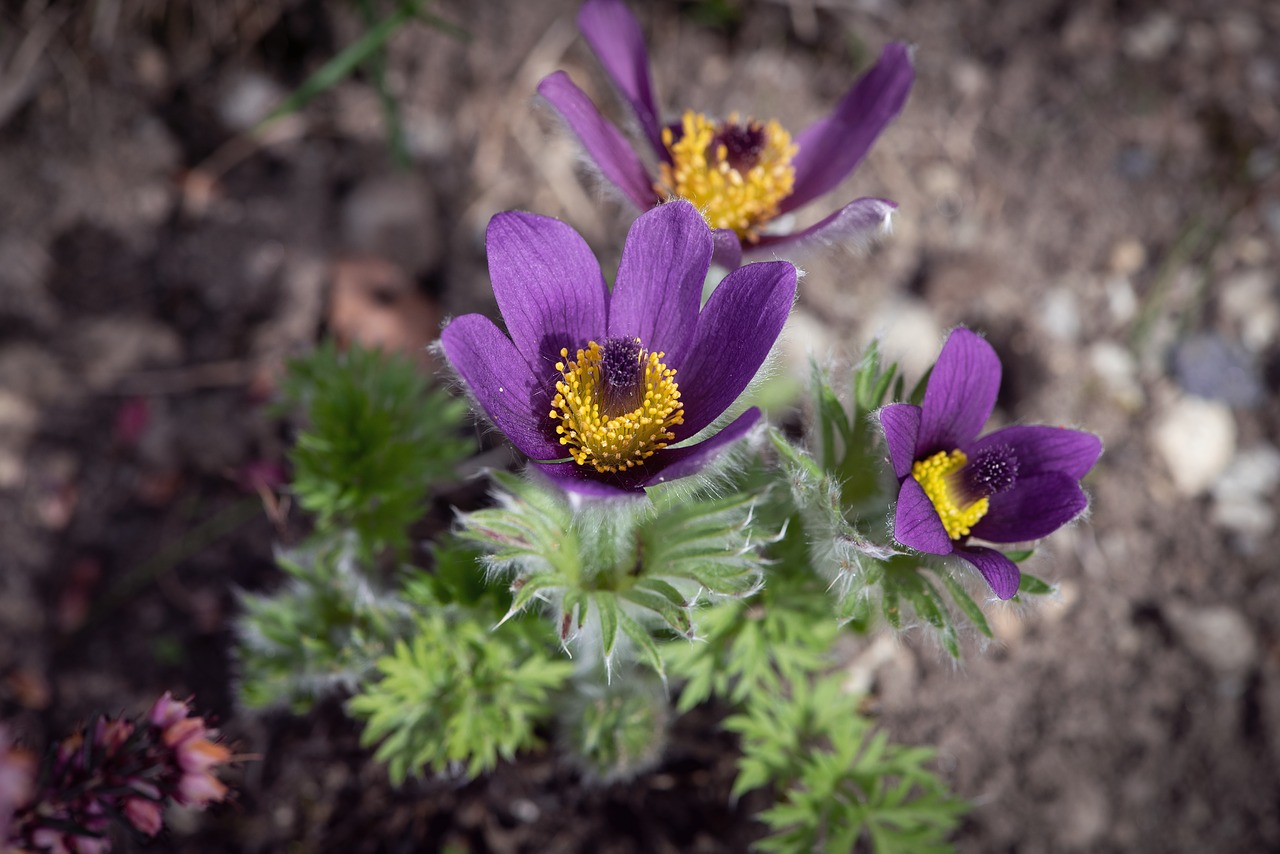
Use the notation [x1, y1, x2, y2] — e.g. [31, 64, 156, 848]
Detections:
[599, 336, 644, 414]
[959, 444, 1019, 501]
[710, 121, 767, 173]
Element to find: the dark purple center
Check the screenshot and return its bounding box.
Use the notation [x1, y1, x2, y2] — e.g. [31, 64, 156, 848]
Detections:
[960, 444, 1019, 501]
[599, 337, 644, 414]
[710, 121, 767, 173]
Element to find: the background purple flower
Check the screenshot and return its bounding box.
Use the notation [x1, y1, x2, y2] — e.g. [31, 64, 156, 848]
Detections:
[878, 328, 1102, 599]
[537, 0, 914, 267]
[441, 200, 796, 496]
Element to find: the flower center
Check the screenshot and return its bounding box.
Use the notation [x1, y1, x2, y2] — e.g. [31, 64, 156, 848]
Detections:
[912, 446, 1019, 540]
[550, 337, 684, 473]
[657, 110, 797, 242]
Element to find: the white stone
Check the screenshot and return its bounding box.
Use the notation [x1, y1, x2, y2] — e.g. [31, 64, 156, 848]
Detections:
[218, 71, 285, 132]
[1151, 395, 1236, 497]
[842, 633, 900, 696]
[865, 300, 944, 380]
[0, 390, 37, 435]
[1210, 445, 1280, 537]
[1165, 602, 1258, 677]
[1220, 270, 1279, 353]
[1210, 495, 1274, 537]
[1213, 445, 1280, 500]
[1088, 341, 1144, 410]
[1039, 287, 1081, 342]
[1108, 238, 1147, 276]
[1105, 275, 1139, 325]
[0, 449, 23, 489]
[1124, 13, 1180, 61]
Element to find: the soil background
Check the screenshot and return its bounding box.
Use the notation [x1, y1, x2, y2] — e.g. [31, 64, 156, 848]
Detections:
[2, 0, 1279, 851]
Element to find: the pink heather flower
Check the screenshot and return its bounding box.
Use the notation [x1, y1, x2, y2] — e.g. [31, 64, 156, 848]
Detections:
[158, 706, 231, 808]
[123, 791, 163, 837]
[1, 726, 36, 845]
[91, 718, 134, 755]
[5, 692, 234, 853]
[147, 691, 190, 729]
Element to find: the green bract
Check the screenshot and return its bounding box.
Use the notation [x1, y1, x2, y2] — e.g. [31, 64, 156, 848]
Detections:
[457, 471, 771, 678]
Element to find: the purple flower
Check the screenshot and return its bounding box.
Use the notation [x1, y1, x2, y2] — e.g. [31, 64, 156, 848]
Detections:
[441, 200, 796, 496]
[878, 329, 1102, 600]
[537, 0, 914, 267]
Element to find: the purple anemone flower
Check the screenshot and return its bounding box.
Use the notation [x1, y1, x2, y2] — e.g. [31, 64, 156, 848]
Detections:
[537, 0, 914, 268]
[878, 328, 1102, 600]
[440, 200, 797, 497]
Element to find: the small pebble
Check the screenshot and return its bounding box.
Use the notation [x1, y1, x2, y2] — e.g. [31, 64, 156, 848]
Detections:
[1151, 395, 1236, 497]
[1088, 341, 1144, 410]
[1123, 13, 1179, 61]
[1108, 238, 1147, 276]
[1164, 602, 1258, 677]
[1039, 287, 1081, 342]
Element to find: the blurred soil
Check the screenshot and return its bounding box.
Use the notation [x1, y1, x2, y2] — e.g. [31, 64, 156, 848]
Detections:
[1, 0, 1279, 851]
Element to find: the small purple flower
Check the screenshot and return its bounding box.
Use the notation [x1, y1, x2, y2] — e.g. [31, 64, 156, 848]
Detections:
[537, 0, 914, 267]
[878, 328, 1102, 599]
[441, 200, 796, 496]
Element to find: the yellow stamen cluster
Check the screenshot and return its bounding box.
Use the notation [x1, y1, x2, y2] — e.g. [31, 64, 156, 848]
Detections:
[911, 450, 990, 540]
[549, 341, 684, 474]
[657, 110, 797, 242]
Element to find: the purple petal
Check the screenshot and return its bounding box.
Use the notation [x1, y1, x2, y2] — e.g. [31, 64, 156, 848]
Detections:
[531, 408, 759, 495]
[486, 210, 608, 369]
[954, 546, 1021, 600]
[917, 328, 1000, 455]
[878, 403, 922, 480]
[440, 314, 563, 461]
[641, 407, 760, 487]
[711, 228, 744, 270]
[671, 260, 797, 436]
[537, 71, 659, 209]
[970, 473, 1089, 543]
[783, 43, 914, 212]
[608, 201, 710, 364]
[751, 198, 896, 258]
[530, 460, 647, 497]
[577, 0, 667, 160]
[968, 425, 1102, 480]
[893, 477, 953, 555]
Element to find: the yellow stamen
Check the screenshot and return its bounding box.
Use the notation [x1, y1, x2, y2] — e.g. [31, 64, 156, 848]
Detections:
[912, 450, 989, 540]
[549, 341, 684, 474]
[657, 110, 797, 242]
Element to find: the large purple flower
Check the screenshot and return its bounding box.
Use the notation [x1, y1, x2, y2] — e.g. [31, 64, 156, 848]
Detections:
[878, 329, 1102, 600]
[537, 0, 914, 268]
[441, 200, 796, 496]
